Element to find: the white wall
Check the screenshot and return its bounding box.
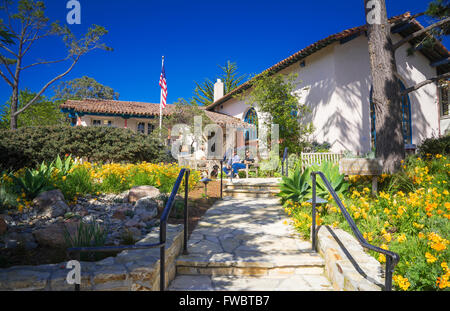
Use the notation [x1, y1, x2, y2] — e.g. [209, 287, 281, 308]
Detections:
[214, 33, 441, 155]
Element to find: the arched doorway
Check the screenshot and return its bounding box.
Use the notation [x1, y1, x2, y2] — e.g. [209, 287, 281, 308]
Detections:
[244, 107, 258, 145]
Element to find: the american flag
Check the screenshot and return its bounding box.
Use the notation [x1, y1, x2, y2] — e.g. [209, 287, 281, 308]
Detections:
[159, 59, 167, 109]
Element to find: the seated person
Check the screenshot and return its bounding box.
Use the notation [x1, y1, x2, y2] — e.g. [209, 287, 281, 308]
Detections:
[222, 149, 242, 177]
[230, 149, 255, 178]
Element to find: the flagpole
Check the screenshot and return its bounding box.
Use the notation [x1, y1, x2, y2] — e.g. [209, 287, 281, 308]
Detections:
[159, 56, 164, 135]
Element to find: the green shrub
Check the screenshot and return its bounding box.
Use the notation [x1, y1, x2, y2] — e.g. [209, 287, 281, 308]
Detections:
[0, 183, 17, 211]
[0, 125, 174, 171]
[418, 135, 450, 156]
[128, 169, 156, 188]
[58, 166, 97, 201]
[64, 220, 109, 261]
[100, 173, 128, 194]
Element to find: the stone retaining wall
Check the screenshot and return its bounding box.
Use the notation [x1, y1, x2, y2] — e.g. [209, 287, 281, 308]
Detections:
[0, 224, 184, 291]
[316, 225, 384, 291]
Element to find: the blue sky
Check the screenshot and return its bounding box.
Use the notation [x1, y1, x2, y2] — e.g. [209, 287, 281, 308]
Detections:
[0, 0, 447, 108]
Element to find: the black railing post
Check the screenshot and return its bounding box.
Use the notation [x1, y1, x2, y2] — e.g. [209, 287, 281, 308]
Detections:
[183, 169, 189, 255]
[160, 220, 166, 291]
[311, 173, 317, 252]
[220, 160, 223, 199]
[385, 256, 393, 291]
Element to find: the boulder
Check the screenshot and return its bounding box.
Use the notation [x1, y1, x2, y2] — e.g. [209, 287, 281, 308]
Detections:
[128, 186, 160, 204]
[134, 196, 158, 220]
[32, 189, 69, 219]
[32, 221, 80, 248]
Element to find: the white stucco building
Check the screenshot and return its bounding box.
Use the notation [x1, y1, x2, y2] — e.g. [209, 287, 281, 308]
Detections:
[206, 13, 450, 155]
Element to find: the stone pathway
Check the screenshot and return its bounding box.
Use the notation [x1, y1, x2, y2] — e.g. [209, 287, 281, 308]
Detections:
[168, 197, 332, 291]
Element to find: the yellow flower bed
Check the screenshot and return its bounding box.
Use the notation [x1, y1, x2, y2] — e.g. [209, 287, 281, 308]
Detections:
[283, 154, 450, 291]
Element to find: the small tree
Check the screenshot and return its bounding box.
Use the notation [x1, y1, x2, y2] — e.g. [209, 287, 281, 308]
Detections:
[53, 76, 119, 101]
[193, 61, 247, 105]
[245, 72, 313, 155]
[0, 0, 112, 130]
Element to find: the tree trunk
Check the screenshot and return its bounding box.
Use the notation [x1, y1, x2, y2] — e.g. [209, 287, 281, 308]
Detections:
[10, 84, 18, 130]
[365, 0, 405, 173]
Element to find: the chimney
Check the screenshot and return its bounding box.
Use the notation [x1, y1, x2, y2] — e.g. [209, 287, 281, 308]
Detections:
[213, 79, 224, 103]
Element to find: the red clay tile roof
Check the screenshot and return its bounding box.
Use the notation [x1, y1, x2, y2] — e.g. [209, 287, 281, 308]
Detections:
[60, 99, 252, 127]
[205, 12, 450, 111]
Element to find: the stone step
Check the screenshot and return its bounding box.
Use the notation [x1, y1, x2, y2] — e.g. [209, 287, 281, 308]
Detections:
[223, 189, 280, 198]
[224, 184, 280, 191]
[168, 274, 333, 291]
[176, 252, 325, 276]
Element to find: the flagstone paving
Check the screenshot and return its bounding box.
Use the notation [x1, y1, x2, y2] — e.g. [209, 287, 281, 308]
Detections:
[168, 197, 333, 291]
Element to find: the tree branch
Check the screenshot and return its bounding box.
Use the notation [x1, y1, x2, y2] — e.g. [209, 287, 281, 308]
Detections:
[401, 72, 450, 95]
[0, 55, 15, 79]
[0, 43, 18, 58]
[393, 17, 450, 50]
[14, 55, 81, 116]
[390, 12, 425, 27]
[20, 55, 71, 70]
[0, 68, 13, 87]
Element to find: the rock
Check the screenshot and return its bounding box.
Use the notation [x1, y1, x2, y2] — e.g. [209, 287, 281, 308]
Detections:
[134, 196, 158, 219]
[139, 211, 156, 222]
[0, 216, 7, 235]
[33, 222, 80, 248]
[128, 186, 160, 204]
[117, 191, 130, 203]
[124, 219, 139, 228]
[33, 190, 69, 218]
[6, 231, 35, 245]
[112, 210, 126, 220]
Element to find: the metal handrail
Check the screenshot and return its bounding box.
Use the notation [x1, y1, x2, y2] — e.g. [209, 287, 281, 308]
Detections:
[281, 147, 288, 176]
[310, 171, 400, 291]
[67, 168, 190, 291]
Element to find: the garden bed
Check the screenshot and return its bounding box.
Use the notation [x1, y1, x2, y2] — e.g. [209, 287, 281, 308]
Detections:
[279, 154, 450, 291]
[0, 180, 221, 269]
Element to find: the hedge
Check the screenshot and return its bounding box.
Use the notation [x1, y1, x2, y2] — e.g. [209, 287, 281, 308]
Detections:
[0, 125, 174, 171]
[418, 134, 450, 156]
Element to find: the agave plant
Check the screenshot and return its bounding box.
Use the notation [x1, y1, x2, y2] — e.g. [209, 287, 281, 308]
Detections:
[311, 161, 349, 199]
[277, 167, 313, 203]
[10, 169, 54, 200]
